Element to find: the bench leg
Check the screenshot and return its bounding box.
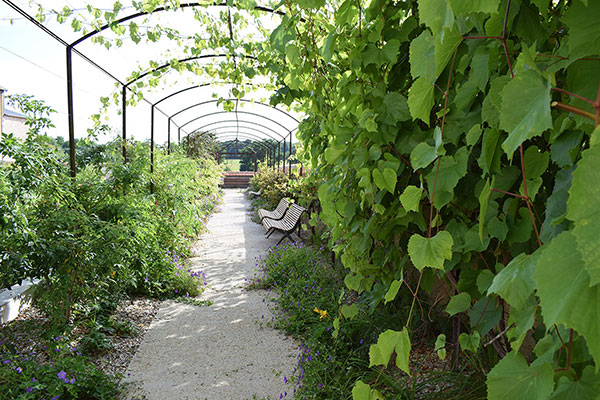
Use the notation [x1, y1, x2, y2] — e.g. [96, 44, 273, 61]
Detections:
[276, 232, 292, 246]
[266, 228, 275, 238]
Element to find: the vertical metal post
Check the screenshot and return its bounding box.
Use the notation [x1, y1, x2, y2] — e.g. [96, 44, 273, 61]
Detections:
[122, 86, 127, 162]
[150, 105, 155, 194]
[178, 127, 181, 144]
[289, 133, 292, 177]
[283, 139, 286, 174]
[167, 117, 171, 154]
[66, 46, 76, 177]
[278, 141, 281, 171]
[254, 153, 257, 172]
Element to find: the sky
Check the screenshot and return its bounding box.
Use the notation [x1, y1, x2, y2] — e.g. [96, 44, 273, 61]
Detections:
[0, 0, 299, 146]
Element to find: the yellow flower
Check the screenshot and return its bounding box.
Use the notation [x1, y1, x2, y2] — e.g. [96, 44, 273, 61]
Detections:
[111, 271, 116, 277]
[313, 307, 329, 320]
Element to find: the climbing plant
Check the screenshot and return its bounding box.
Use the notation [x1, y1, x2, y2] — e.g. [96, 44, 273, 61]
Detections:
[35, 0, 600, 397]
[264, 0, 600, 399]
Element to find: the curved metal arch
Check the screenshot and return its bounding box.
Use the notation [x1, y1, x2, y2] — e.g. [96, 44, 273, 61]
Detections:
[181, 110, 294, 136]
[125, 54, 258, 88]
[209, 131, 280, 146]
[213, 135, 278, 156]
[194, 124, 282, 143]
[213, 133, 278, 163]
[218, 138, 273, 154]
[219, 140, 258, 154]
[169, 98, 299, 124]
[153, 82, 269, 107]
[70, 2, 288, 47]
[212, 131, 279, 145]
[193, 119, 284, 140]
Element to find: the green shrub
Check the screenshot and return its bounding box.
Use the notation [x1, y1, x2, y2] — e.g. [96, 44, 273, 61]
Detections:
[0, 335, 120, 400]
[255, 242, 486, 399]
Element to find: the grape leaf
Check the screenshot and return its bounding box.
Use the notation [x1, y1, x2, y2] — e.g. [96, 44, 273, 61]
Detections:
[434, 25, 462, 78]
[383, 92, 411, 123]
[488, 252, 538, 310]
[447, 0, 500, 15]
[562, 1, 600, 60]
[408, 231, 453, 271]
[384, 280, 402, 304]
[369, 328, 411, 375]
[567, 128, 600, 285]
[459, 331, 480, 353]
[410, 31, 436, 81]
[400, 185, 423, 212]
[426, 147, 469, 209]
[534, 231, 600, 366]
[408, 77, 435, 125]
[549, 366, 600, 400]
[541, 167, 573, 244]
[417, 0, 454, 37]
[410, 143, 437, 170]
[487, 352, 554, 400]
[500, 69, 552, 158]
[446, 292, 471, 316]
[373, 168, 397, 194]
[469, 296, 501, 335]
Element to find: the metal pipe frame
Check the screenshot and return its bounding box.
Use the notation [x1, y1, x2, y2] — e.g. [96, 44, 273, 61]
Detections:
[4, 0, 300, 177]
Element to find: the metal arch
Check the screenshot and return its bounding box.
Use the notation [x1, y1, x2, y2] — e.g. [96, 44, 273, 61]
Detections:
[192, 124, 282, 143]
[215, 135, 276, 165]
[193, 119, 284, 140]
[213, 133, 279, 156]
[219, 140, 258, 154]
[152, 81, 265, 107]
[124, 55, 257, 88]
[70, 2, 288, 47]
[170, 98, 299, 125]
[3, 0, 298, 177]
[210, 131, 279, 146]
[212, 132, 279, 146]
[181, 110, 293, 136]
[218, 138, 274, 155]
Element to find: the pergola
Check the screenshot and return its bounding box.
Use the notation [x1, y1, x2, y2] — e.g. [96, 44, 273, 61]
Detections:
[1, 0, 300, 183]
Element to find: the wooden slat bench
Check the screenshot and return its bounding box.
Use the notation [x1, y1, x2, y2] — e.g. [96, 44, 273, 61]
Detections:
[262, 203, 307, 245]
[258, 198, 289, 222]
[248, 190, 261, 198]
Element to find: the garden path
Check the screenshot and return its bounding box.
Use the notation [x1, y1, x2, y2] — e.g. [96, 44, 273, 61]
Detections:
[122, 189, 297, 400]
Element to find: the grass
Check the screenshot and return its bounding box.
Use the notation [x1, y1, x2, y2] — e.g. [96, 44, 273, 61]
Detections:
[222, 159, 241, 171]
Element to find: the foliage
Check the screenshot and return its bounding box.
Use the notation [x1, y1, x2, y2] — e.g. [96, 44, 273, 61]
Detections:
[0, 97, 220, 326]
[255, 242, 486, 399]
[248, 165, 292, 210]
[27, 0, 600, 397]
[0, 334, 120, 400]
[262, 0, 600, 398]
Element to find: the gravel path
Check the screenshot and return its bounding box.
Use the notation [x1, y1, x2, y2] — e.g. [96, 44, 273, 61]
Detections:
[122, 189, 297, 400]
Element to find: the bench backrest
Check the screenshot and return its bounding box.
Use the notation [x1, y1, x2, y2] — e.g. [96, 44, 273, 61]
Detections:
[285, 203, 307, 224]
[276, 198, 290, 214]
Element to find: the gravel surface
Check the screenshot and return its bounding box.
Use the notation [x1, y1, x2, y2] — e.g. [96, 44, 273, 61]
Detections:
[92, 298, 161, 377]
[121, 189, 297, 400]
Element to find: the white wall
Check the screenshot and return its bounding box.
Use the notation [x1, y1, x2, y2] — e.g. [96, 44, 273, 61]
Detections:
[3, 114, 28, 139]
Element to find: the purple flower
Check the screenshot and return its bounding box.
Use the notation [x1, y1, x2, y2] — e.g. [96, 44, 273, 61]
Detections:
[26, 387, 33, 393]
[70, 378, 75, 384]
[145, 277, 149, 282]
[16, 367, 22, 373]
[57, 371, 67, 380]
[52, 396, 60, 400]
